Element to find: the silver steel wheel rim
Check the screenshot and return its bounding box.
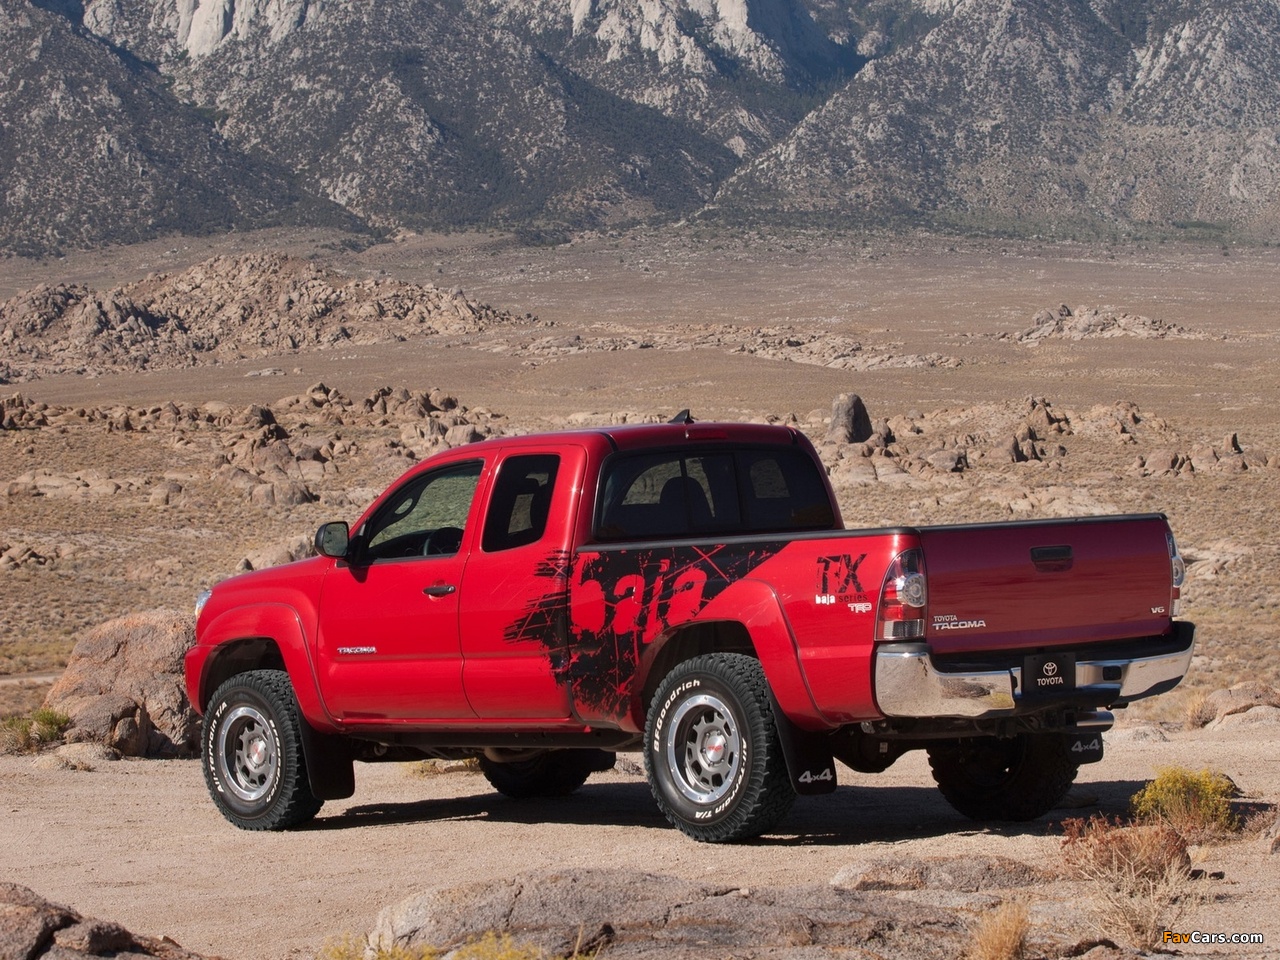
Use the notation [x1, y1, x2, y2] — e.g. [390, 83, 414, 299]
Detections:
[217, 704, 277, 804]
[664, 693, 741, 805]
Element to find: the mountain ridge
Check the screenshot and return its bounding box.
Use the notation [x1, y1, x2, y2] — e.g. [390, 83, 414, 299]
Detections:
[3, 0, 1279, 255]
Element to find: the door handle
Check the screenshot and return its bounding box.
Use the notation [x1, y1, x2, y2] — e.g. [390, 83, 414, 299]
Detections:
[423, 584, 457, 597]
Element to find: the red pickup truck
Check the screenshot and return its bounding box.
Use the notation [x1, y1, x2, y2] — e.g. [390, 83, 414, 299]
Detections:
[186, 419, 1194, 842]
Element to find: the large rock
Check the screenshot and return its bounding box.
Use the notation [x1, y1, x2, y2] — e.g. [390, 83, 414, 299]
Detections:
[369, 867, 967, 959]
[0, 882, 214, 960]
[1188, 681, 1280, 728]
[825, 393, 874, 444]
[43, 610, 199, 757]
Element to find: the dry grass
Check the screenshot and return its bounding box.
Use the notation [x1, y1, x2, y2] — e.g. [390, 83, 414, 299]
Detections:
[317, 930, 599, 960]
[1182, 691, 1215, 730]
[1061, 816, 1199, 949]
[407, 757, 481, 777]
[967, 901, 1029, 960]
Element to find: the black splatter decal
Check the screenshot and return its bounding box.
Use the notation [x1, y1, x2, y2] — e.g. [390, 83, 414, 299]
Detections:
[506, 542, 786, 721]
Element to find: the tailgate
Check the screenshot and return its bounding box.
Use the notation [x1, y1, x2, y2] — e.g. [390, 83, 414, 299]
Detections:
[918, 514, 1175, 655]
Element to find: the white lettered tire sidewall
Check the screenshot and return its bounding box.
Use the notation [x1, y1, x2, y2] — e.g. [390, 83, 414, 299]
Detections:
[644, 653, 794, 843]
[201, 669, 323, 831]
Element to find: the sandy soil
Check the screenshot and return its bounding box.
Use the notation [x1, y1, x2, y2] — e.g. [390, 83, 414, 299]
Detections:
[2, 720, 1277, 959]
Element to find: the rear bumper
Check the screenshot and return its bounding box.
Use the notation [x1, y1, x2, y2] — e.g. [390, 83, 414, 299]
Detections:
[873, 621, 1195, 719]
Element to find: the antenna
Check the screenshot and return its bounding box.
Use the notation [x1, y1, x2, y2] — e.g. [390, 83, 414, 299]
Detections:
[668, 409, 694, 424]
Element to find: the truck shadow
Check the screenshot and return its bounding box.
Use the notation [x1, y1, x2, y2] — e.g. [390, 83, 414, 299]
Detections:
[304, 777, 1148, 845]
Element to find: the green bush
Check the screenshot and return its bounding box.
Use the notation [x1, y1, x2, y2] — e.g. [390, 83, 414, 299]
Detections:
[0, 709, 70, 754]
[1131, 767, 1239, 839]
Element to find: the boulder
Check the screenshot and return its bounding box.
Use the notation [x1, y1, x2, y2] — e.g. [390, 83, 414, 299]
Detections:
[1189, 682, 1280, 728]
[0, 882, 214, 959]
[369, 867, 968, 959]
[825, 393, 874, 444]
[831, 856, 1047, 893]
[43, 610, 199, 757]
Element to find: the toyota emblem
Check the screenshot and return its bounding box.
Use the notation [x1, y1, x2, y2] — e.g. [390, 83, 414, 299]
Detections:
[1043, 661, 1059, 677]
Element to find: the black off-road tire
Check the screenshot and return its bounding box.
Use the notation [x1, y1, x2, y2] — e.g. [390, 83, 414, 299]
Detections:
[927, 733, 1079, 822]
[479, 749, 614, 799]
[644, 653, 795, 843]
[203, 670, 324, 830]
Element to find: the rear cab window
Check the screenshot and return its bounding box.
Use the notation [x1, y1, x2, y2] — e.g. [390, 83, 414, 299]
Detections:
[594, 445, 834, 541]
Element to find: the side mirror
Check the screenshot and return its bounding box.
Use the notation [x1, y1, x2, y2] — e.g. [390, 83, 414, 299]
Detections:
[315, 521, 350, 559]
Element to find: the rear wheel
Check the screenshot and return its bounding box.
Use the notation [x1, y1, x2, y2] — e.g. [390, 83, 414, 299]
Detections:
[644, 653, 794, 843]
[203, 670, 323, 830]
[479, 749, 615, 799]
[927, 733, 1079, 821]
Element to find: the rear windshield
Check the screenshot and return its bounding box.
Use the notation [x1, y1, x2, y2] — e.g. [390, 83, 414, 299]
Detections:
[594, 446, 834, 541]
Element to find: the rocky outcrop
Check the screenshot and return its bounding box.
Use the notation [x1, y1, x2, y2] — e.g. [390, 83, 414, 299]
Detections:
[1015, 304, 1207, 343]
[0, 882, 214, 960]
[1187, 682, 1280, 729]
[43, 610, 199, 757]
[0, 254, 537, 382]
[368, 867, 970, 959]
[829, 855, 1049, 892]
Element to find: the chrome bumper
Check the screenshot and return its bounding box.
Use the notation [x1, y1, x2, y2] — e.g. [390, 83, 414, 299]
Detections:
[873, 623, 1195, 719]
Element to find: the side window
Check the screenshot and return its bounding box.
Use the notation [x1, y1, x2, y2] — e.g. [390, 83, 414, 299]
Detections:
[482, 454, 560, 552]
[739, 449, 835, 531]
[363, 460, 483, 562]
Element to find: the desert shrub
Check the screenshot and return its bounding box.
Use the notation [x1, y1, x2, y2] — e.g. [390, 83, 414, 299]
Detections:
[967, 900, 1029, 960]
[1061, 815, 1198, 949]
[0, 708, 70, 754]
[1131, 767, 1239, 839]
[316, 933, 439, 960]
[1183, 692, 1214, 729]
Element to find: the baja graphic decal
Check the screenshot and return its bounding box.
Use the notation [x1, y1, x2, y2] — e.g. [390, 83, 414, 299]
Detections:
[505, 542, 786, 720]
[815, 553, 871, 611]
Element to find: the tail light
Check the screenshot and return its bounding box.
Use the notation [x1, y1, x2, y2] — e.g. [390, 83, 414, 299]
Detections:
[876, 549, 927, 640]
[1167, 532, 1185, 616]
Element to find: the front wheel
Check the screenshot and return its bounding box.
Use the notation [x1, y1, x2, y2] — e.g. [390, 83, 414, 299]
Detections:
[644, 653, 794, 843]
[927, 733, 1079, 822]
[203, 670, 323, 830]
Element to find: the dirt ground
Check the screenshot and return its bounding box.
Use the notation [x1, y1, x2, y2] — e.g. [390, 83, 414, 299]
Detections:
[1, 720, 1277, 960]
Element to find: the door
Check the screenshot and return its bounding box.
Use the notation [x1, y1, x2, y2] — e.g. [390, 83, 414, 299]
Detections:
[316, 459, 484, 720]
[459, 449, 579, 719]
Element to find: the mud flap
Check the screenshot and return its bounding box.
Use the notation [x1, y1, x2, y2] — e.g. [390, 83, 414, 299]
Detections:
[298, 722, 356, 800]
[769, 693, 837, 794]
[1063, 731, 1105, 765]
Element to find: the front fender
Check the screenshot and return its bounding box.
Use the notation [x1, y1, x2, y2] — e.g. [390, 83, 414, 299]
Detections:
[186, 603, 336, 732]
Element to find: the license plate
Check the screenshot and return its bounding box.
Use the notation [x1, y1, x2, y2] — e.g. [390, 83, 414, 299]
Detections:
[1023, 651, 1076, 696]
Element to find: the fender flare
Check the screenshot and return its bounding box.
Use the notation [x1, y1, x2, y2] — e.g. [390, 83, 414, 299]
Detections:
[634, 579, 831, 732]
[190, 603, 335, 732]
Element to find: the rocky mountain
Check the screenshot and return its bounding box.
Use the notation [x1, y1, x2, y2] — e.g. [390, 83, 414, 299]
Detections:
[714, 0, 1280, 238]
[76, 0, 750, 231]
[0, 0, 351, 256]
[3, 0, 1280, 254]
